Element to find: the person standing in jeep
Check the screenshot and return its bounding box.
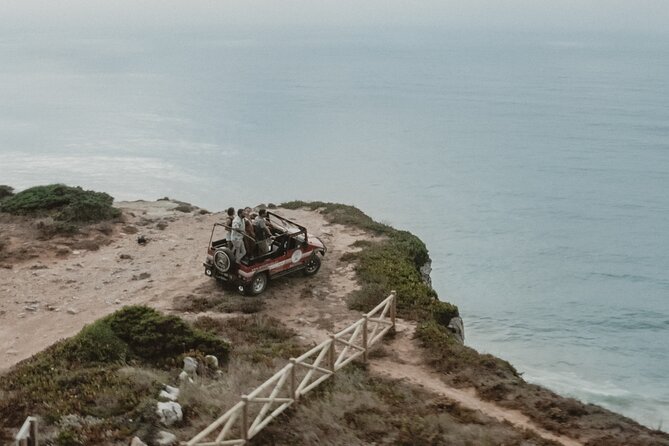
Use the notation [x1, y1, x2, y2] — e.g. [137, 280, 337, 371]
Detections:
[224, 207, 235, 247]
[231, 208, 246, 261]
[254, 209, 273, 254]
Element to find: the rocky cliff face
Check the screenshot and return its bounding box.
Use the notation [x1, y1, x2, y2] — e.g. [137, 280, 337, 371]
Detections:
[419, 259, 433, 287]
[420, 258, 465, 343]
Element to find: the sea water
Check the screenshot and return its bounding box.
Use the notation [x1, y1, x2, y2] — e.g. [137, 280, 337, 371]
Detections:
[1, 25, 668, 429]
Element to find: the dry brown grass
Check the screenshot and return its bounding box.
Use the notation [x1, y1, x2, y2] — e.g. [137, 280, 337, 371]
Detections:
[174, 293, 264, 314]
[250, 365, 560, 446]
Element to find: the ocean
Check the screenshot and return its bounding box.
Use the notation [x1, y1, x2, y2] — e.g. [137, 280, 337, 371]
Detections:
[1, 24, 668, 429]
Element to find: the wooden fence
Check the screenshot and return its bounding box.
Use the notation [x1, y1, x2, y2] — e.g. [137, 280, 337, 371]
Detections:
[14, 416, 38, 446]
[183, 291, 397, 446]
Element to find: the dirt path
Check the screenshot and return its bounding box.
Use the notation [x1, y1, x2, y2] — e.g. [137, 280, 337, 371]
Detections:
[369, 321, 583, 446]
[0, 202, 581, 445]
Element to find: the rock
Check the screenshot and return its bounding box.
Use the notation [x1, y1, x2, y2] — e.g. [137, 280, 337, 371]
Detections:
[447, 316, 465, 344]
[204, 355, 219, 369]
[130, 437, 147, 446]
[131, 272, 151, 281]
[24, 305, 38, 312]
[420, 259, 433, 287]
[154, 431, 178, 446]
[119, 253, 133, 260]
[67, 308, 79, 315]
[183, 356, 198, 374]
[159, 385, 180, 401]
[122, 225, 139, 235]
[178, 371, 190, 382]
[156, 401, 182, 426]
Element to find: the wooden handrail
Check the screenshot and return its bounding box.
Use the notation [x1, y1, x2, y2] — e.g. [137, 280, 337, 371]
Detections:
[183, 290, 396, 446]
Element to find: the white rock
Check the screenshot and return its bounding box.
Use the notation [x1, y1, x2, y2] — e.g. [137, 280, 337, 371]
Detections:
[155, 431, 178, 446]
[67, 308, 79, 315]
[156, 401, 182, 426]
[159, 385, 180, 401]
[130, 436, 147, 446]
[183, 356, 198, 374]
[178, 371, 189, 382]
[204, 355, 219, 369]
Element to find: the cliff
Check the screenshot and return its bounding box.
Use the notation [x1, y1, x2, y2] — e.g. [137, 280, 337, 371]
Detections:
[0, 195, 667, 445]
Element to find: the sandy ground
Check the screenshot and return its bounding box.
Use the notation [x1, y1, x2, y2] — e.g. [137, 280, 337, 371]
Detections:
[0, 201, 581, 445]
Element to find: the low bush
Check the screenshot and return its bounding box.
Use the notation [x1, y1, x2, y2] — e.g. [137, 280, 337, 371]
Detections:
[0, 184, 120, 223]
[106, 306, 230, 365]
[0, 185, 14, 200]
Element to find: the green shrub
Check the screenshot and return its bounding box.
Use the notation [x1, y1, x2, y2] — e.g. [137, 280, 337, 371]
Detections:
[431, 301, 459, 328]
[0, 184, 120, 223]
[0, 307, 229, 436]
[106, 306, 229, 364]
[55, 429, 84, 446]
[0, 185, 14, 200]
[64, 321, 129, 364]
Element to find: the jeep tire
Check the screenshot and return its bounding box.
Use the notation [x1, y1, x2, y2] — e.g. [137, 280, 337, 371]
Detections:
[213, 248, 234, 273]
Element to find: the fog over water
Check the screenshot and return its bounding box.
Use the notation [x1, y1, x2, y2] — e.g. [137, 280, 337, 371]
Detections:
[1, 1, 669, 430]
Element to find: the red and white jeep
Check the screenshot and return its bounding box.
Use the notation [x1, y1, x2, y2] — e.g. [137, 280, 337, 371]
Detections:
[203, 211, 327, 295]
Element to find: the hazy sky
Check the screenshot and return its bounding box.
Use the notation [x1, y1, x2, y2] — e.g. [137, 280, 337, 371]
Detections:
[3, 0, 669, 33]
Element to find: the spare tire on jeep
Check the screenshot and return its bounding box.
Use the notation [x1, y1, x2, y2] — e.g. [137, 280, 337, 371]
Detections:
[213, 248, 234, 273]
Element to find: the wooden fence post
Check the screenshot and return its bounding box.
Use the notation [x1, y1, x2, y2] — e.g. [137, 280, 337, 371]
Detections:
[328, 336, 336, 372]
[241, 396, 249, 441]
[390, 290, 397, 329]
[362, 315, 368, 363]
[29, 417, 37, 446]
[289, 359, 297, 401]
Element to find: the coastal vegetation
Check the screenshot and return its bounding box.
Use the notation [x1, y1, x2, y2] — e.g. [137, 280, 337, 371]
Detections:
[0, 184, 120, 235]
[0, 307, 229, 444]
[280, 201, 458, 324]
[0, 185, 14, 200]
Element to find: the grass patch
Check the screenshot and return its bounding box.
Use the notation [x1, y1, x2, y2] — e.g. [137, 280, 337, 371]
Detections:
[194, 315, 302, 365]
[0, 184, 120, 223]
[174, 293, 264, 314]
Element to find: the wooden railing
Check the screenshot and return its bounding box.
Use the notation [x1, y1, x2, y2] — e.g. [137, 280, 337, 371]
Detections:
[14, 417, 38, 446]
[183, 291, 397, 446]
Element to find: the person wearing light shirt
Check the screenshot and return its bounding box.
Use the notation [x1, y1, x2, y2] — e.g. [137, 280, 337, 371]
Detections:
[231, 208, 246, 262]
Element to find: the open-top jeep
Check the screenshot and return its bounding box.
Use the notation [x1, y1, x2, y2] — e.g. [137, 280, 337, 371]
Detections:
[203, 211, 327, 295]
